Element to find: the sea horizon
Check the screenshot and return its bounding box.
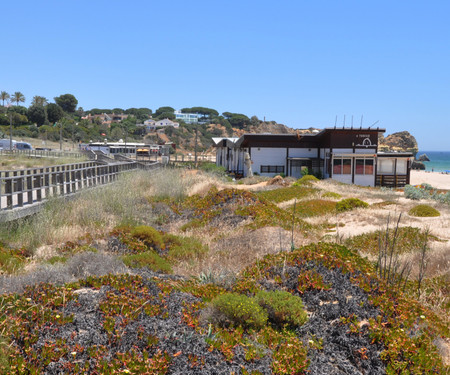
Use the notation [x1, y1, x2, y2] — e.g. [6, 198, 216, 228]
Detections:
[416, 150, 450, 172]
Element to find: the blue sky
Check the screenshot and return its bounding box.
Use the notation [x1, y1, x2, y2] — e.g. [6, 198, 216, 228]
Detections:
[2, 1, 449, 150]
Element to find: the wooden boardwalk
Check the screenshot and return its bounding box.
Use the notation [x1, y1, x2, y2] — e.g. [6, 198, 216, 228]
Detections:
[0, 160, 160, 222]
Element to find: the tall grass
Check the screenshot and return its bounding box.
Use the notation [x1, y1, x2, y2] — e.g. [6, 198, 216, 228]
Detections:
[150, 168, 195, 201]
[0, 155, 87, 170]
[0, 170, 157, 251]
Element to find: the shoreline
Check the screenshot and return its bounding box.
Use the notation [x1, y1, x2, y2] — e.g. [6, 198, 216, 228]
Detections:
[409, 170, 450, 189]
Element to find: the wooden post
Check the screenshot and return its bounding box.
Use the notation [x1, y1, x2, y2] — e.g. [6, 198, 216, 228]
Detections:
[5, 172, 12, 209]
[27, 171, 33, 204]
[17, 171, 24, 207]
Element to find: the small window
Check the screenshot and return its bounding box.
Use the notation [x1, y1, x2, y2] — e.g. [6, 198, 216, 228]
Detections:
[333, 158, 351, 174]
[355, 159, 374, 175]
[260, 165, 284, 174]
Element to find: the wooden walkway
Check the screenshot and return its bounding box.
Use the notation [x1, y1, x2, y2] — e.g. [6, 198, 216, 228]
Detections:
[0, 160, 160, 222]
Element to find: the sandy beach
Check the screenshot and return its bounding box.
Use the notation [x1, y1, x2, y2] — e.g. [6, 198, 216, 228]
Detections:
[410, 170, 450, 189]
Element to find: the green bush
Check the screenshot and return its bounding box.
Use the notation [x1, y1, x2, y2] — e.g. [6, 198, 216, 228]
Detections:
[408, 204, 440, 217]
[209, 293, 268, 329]
[322, 191, 341, 199]
[292, 175, 319, 186]
[255, 290, 307, 328]
[336, 198, 369, 212]
[121, 251, 172, 273]
[130, 225, 164, 250]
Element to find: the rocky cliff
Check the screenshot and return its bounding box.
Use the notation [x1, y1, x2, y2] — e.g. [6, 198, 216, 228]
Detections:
[378, 131, 418, 153]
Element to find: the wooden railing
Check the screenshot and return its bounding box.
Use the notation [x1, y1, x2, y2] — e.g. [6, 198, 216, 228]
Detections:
[0, 149, 85, 159]
[375, 174, 408, 188]
[0, 161, 140, 212]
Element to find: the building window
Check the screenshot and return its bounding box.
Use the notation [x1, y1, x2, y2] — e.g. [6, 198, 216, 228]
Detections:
[355, 159, 374, 175]
[333, 158, 351, 174]
[378, 159, 394, 174]
[260, 165, 284, 174]
[397, 159, 407, 174]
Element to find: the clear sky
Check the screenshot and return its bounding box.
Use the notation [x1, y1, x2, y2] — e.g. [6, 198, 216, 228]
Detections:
[2, 0, 449, 150]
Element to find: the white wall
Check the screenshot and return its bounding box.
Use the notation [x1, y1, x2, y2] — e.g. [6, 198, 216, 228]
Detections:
[250, 147, 286, 176]
[354, 174, 375, 187]
[289, 148, 318, 158]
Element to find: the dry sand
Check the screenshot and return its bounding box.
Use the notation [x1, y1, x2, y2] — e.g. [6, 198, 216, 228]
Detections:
[410, 170, 450, 190]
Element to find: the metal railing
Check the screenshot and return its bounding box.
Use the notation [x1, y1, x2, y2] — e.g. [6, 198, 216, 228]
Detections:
[0, 161, 139, 211]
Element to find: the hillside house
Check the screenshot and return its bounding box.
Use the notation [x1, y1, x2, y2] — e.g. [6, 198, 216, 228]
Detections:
[213, 128, 412, 187]
[154, 118, 180, 128]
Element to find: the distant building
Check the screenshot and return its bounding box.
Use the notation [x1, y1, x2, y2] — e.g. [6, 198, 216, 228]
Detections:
[82, 113, 129, 126]
[154, 118, 179, 128]
[213, 127, 413, 187]
[174, 110, 199, 124]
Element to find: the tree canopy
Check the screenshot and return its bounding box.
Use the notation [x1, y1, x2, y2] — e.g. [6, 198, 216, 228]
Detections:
[222, 112, 250, 129]
[1, 91, 10, 106]
[11, 92, 26, 106]
[27, 105, 46, 126]
[54, 94, 78, 113]
[154, 106, 175, 119]
[46, 103, 64, 124]
[181, 107, 219, 117]
[31, 96, 48, 106]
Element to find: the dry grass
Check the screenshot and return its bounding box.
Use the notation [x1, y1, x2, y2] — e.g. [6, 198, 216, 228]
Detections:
[0, 170, 157, 251]
[0, 154, 88, 170]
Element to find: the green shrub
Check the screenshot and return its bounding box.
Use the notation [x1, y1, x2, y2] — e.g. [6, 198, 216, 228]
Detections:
[322, 191, 341, 199]
[130, 226, 164, 250]
[209, 293, 268, 329]
[121, 251, 172, 273]
[292, 175, 319, 186]
[408, 204, 440, 217]
[255, 290, 308, 328]
[336, 198, 369, 212]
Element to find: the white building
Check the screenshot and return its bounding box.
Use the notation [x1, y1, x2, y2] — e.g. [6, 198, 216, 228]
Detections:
[213, 128, 413, 188]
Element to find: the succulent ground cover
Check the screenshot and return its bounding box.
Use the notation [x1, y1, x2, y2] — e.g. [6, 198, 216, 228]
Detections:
[0, 171, 448, 373]
[0, 241, 447, 374]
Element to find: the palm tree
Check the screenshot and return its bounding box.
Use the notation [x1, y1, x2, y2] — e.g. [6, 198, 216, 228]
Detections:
[11, 91, 25, 106]
[31, 95, 48, 106]
[0, 91, 10, 106]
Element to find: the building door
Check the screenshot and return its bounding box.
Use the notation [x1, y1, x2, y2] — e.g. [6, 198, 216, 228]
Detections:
[289, 160, 311, 178]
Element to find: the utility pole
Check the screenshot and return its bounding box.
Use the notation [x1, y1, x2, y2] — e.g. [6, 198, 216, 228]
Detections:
[9, 111, 13, 151]
[194, 123, 198, 168]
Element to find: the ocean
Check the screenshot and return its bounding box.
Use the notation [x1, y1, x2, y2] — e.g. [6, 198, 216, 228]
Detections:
[416, 151, 450, 172]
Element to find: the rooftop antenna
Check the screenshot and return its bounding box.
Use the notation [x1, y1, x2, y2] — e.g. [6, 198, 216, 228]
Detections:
[343, 115, 346, 128]
[351, 115, 354, 129]
[369, 120, 379, 129]
[360, 115, 363, 129]
[334, 115, 337, 129]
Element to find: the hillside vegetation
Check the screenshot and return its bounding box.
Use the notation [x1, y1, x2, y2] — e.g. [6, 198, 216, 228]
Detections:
[0, 168, 448, 374]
